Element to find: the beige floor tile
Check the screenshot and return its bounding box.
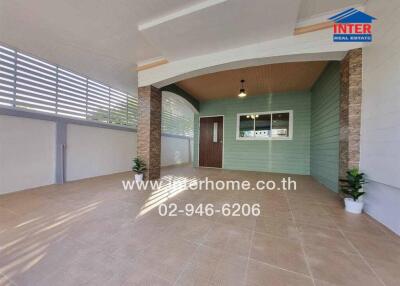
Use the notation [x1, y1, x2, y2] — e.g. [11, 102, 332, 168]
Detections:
[381, 227, 400, 242]
[331, 213, 387, 237]
[344, 231, 400, 264]
[132, 238, 197, 283]
[250, 232, 309, 275]
[215, 213, 257, 230]
[366, 257, 400, 286]
[305, 246, 382, 286]
[314, 279, 341, 285]
[175, 271, 211, 286]
[259, 208, 293, 221]
[201, 222, 252, 257]
[68, 217, 127, 246]
[175, 244, 222, 285]
[0, 207, 20, 231]
[36, 250, 117, 286]
[100, 255, 172, 286]
[294, 212, 338, 229]
[116, 271, 172, 286]
[246, 259, 314, 286]
[162, 215, 212, 244]
[0, 272, 15, 286]
[210, 252, 248, 286]
[1, 238, 89, 285]
[94, 222, 156, 260]
[298, 224, 357, 254]
[255, 216, 300, 241]
[0, 165, 398, 286]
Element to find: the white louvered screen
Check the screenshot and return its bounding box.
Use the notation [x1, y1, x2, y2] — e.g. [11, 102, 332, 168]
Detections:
[57, 68, 87, 119]
[15, 52, 57, 114]
[0, 45, 16, 107]
[87, 80, 110, 123]
[110, 88, 128, 126]
[0, 44, 138, 128]
[162, 94, 194, 137]
[127, 93, 138, 127]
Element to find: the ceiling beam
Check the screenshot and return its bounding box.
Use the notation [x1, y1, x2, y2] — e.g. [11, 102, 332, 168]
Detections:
[137, 58, 169, 71]
[138, 29, 363, 88]
[138, 0, 227, 31]
[294, 21, 333, 35]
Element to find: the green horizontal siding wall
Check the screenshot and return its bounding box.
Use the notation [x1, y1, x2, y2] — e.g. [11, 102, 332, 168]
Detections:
[194, 92, 311, 175]
[310, 62, 340, 191]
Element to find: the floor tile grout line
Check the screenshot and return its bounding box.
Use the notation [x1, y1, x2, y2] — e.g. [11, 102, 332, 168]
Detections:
[207, 225, 235, 283]
[190, 221, 254, 284]
[340, 228, 399, 243]
[0, 270, 18, 286]
[252, 229, 301, 242]
[172, 242, 203, 286]
[248, 257, 313, 280]
[338, 227, 387, 286]
[0, 205, 20, 216]
[283, 191, 316, 286]
[172, 225, 214, 286]
[243, 228, 256, 285]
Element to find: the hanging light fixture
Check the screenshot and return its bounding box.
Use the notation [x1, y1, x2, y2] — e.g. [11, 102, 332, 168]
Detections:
[238, 79, 247, 97]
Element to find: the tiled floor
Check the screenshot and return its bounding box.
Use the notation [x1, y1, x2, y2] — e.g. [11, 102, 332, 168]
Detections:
[0, 165, 399, 286]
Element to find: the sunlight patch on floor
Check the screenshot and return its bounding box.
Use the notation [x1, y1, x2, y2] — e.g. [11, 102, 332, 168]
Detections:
[137, 175, 199, 217]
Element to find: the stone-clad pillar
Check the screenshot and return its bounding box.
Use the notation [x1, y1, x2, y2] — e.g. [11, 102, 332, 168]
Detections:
[339, 48, 362, 179]
[137, 85, 161, 180]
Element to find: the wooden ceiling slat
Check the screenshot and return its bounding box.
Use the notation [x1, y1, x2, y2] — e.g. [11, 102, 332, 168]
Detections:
[176, 61, 329, 101]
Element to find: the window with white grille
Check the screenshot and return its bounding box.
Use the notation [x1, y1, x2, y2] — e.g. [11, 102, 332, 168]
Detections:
[0, 44, 137, 127]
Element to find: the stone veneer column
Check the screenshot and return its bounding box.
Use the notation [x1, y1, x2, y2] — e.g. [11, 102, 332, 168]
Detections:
[339, 48, 362, 179]
[137, 85, 162, 180]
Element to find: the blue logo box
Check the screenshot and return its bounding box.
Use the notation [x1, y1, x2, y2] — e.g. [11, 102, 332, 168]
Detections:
[333, 34, 372, 42]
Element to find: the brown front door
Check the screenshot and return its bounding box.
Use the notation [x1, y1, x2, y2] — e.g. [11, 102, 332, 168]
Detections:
[199, 116, 223, 168]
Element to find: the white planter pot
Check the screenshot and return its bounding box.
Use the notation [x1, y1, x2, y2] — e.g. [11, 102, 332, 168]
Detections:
[135, 173, 143, 182]
[344, 198, 364, 214]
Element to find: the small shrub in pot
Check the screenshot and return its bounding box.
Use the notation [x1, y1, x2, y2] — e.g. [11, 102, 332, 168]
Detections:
[340, 168, 366, 214]
[132, 157, 146, 182]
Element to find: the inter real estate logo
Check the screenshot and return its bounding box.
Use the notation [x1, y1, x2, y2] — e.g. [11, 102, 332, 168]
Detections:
[329, 8, 376, 42]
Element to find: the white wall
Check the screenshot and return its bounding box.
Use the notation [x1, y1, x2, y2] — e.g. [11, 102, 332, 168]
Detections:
[66, 124, 137, 181]
[66, 125, 192, 181]
[161, 136, 190, 167]
[0, 116, 56, 195]
[0, 116, 193, 193]
[361, 0, 400, 235]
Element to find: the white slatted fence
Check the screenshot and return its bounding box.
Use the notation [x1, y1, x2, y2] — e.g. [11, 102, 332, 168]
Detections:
[0, 44, 137, 127]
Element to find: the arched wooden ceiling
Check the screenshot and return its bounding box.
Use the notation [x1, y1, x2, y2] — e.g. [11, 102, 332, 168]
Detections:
[176, 61, 329, 101]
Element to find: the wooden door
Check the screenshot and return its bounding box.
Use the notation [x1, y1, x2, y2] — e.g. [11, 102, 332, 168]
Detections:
[199, 116, 223, 168]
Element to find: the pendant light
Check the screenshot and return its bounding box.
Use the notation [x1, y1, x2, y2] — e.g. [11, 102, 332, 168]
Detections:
[238, 79, 247, 97]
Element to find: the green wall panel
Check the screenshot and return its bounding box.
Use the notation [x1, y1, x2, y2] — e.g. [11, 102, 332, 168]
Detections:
[194, 92, 311, 175]
[310, 62, 340, 192]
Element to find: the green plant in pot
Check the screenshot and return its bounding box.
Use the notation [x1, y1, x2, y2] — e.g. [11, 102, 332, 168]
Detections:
[133, 157, 146, 182]
[340, 168, 366, 214]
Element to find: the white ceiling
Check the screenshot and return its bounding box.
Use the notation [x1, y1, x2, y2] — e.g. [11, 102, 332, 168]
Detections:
[139, 0, 301, 60]
[298, 0, 366, 21]
[0, 0, 365, 94]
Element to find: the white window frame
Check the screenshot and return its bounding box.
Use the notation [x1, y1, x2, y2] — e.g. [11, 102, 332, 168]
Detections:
[236, 110, 293, 141]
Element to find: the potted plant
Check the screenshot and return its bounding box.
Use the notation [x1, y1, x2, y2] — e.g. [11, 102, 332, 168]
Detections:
[340, 168, 366, 214]
[132, 157, 146, 182]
